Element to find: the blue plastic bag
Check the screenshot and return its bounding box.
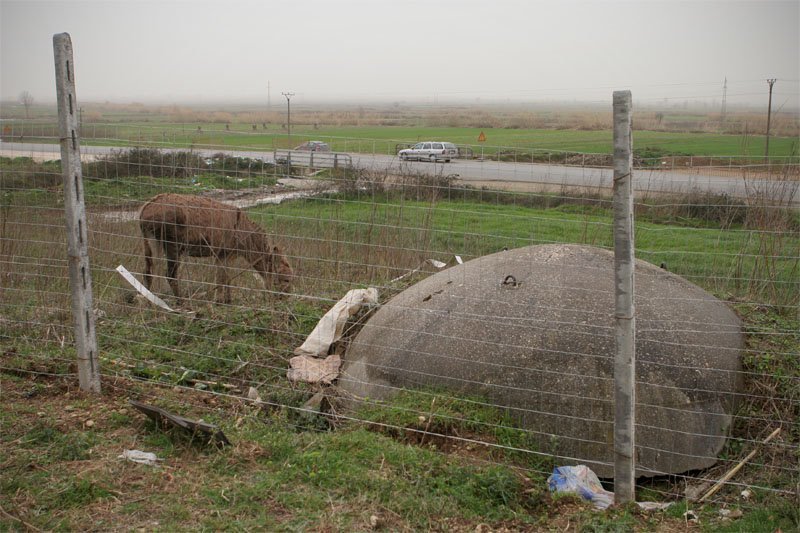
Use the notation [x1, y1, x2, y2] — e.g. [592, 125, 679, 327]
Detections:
[547, 465, 614, 509]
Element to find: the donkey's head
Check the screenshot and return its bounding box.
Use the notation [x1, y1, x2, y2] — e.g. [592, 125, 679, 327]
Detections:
[252, 244, 293, 295]
[270, 245, 293, 293]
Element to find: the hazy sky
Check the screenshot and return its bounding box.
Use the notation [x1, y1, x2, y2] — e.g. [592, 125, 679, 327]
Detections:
[1, 0, 798, 108]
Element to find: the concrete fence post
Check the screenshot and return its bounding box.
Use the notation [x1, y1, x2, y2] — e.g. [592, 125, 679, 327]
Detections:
[53, 33, 101, 393]
[612, 90, 635, 503]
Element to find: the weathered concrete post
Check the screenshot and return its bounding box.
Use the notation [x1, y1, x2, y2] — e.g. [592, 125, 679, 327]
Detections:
[612, 90, 634, 502]
[53, 33, 101, 393]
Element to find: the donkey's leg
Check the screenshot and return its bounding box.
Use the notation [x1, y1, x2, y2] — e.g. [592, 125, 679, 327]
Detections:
[143, 238, 155, 291]
[164, 243, 182, 299]
[215, 256, 233, 304]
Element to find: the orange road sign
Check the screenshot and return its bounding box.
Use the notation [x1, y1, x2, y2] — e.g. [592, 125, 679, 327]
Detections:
[478, 131, 486, 142]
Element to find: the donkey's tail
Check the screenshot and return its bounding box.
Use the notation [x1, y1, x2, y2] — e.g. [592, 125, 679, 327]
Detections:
[142, 230, 155, 291]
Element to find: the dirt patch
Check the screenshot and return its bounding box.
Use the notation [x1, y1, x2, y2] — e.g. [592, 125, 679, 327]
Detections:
[94, 178, 332, 223]
[1, 375, 240, 529]
[0, 149, 98, 163]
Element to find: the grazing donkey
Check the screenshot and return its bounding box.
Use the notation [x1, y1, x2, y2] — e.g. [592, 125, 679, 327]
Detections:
[139, 193, 293, 303]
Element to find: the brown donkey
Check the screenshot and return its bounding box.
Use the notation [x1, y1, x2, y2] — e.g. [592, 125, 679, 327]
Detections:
[139, 193, 293, 303]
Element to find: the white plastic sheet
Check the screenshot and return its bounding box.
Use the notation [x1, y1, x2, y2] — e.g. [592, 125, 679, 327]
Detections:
[389, 257, 452, 283]
[116, 265, 175, 312]
[288, 288, 378, 384]
[119, 449, 160, 466]
[294, 288, 378, 358]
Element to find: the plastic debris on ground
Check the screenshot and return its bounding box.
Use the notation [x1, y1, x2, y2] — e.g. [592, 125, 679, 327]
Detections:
[119, 449, 161, 466]
[247, 386, 262, 403]
[719, 508, 743, 519]
[390, 257, 458, 283]
[293, 288, 379, 358]
[289, 288, 378, 384]
[547, 465, 673, 511]
[116, 265, 175, 313]
[548, 465, 614, 509]
[637, 501, 673, 511]
[288, 353, 342, 385]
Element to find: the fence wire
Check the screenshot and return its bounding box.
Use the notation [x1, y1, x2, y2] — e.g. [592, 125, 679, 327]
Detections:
[1, 124, 798, 513]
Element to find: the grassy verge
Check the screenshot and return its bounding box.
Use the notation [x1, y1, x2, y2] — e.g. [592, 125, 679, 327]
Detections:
[0, 375, 540, 530]
[8, 373, 791, 532]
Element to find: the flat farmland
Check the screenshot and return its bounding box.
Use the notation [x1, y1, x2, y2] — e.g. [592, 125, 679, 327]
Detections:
[4, 117, 798, 157]
[87, 123, 799, 157]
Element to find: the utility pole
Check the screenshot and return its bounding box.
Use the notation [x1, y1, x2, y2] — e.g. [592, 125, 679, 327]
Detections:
[282, 91, 294, 144]
[267, 81, 271, 109]
[720, 77, 727, 126]
[765, 79, 776, 162]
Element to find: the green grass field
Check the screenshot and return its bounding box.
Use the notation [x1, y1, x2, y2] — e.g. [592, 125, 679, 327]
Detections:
[99, 122, 800, 157]
[255, 190, 799, 305]
[4, 120, 799, 158]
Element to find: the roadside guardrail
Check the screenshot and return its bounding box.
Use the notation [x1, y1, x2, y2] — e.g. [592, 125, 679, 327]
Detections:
[273, 150, 352, 169]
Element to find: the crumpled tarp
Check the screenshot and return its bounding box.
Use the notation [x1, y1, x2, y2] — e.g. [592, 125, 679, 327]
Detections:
[287, 354, 342, 385]
[288, 288, 379, 384]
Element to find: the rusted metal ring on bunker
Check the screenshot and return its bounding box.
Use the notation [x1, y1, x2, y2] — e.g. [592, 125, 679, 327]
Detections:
[501, 275, 518, 288]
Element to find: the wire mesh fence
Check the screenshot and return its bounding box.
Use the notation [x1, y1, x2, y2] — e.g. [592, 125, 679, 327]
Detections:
[1, 114, 798, 518]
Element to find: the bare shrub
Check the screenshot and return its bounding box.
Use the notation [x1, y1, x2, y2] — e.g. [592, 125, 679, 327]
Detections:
[87, 148, 206, 179]
[333, 167, 388, 198]
[0, 157, 62, 190]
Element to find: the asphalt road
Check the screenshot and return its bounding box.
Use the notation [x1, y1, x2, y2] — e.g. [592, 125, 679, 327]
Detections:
[353, 154, 798, 206]
[2, 142, 797, 206]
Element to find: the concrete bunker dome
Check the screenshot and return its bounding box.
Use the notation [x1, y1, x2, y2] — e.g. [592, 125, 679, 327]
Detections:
[340, 244, 744, 477]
